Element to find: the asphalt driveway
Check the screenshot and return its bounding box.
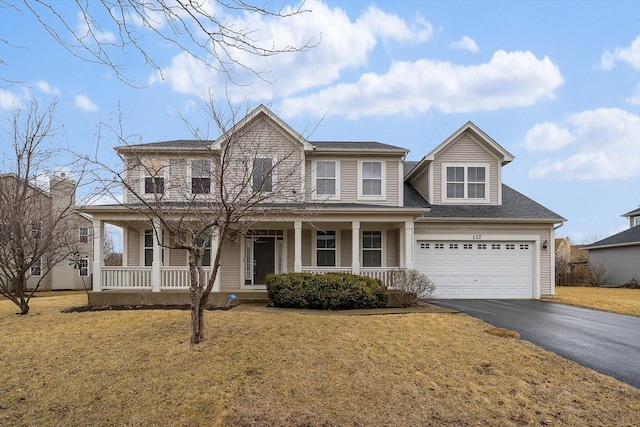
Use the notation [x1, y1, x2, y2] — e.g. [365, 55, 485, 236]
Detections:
[431, 300, 640, 389]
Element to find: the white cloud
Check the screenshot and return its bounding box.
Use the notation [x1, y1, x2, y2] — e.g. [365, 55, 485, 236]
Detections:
[76, 11, 115, 44]
[601, 36, 640, 70]
[521, 122, 576, 151]
[628, 84, 640, 105]
[0, 89, 24, 109]
[280, 50, 563, 119]
[75, 94, 98, 112]
[151, 0, 432, 102]
[528, 108, 640, 179]
[35, 81, 61, 95]
[450, 36, 479, 53]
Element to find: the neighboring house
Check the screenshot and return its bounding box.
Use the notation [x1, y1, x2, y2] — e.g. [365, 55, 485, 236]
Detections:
[0, 173, 93, 291]
[555, 237, 589, 286]
[82, 105, 564, 300]
[585, 207, 640, 287]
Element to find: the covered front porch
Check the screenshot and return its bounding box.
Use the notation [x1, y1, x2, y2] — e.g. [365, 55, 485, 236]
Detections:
[89, 213, 418, 292]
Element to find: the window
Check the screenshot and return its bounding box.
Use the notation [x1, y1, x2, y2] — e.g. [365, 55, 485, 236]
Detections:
[191, 160, 211, 194]
[252, 158, 273, 192]
[143, 159, 165, 195]
[362, 231, 382, 267]
[143, 229, 165, 267]
[444, 164, 487, 201]
[30, 221, 42, 239]
[79, 258, 89, 277]
[79, 227, 88, 243]
[315, 161, 337, 197]
[634, 217, 640, 227]
[193, 232, 212, 267]
[31, 257, 42, 276]
[316, 231, 336, 267]
[361, 161, 382, 196]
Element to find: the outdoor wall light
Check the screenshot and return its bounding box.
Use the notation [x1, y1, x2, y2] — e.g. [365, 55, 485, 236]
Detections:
[542, 240, 548, 250]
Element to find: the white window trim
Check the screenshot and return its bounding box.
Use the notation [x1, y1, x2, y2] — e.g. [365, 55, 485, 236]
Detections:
[142, 229, 165, 267]
[187, 159, 214, 196]
[250, 156, 277, 194]
[313, 229, 341, 267]
[140, 158, 169, 197]
[634, 217, 640, 227]
[79, 227, 89, 243]
[311, 160, 341, 201]
[78, 257, 89, 277]
[357, 160, 386, 201]
[30, 257, 42, 277]
[361, 229, 385, 268]
[442, 162, 490, 204]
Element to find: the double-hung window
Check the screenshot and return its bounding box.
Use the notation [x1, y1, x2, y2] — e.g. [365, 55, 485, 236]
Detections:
[143, 229, 164, 266]
[143, 159, 165, 195]
[191, 160, 211, 194]
[316, 230, 336, 267]
[362, 162, 382, 196]
[252, 158, 273, 193]
[30, 221, 42, 239]
[78, 258, 89, 277]
[193, 232, 212, 267]
[444, 164, 488, 202]
[79, 227, 88, 243]
[362, 231, 382, 267]
[315, 161, 338, 198]
[31, 257, 42, 276]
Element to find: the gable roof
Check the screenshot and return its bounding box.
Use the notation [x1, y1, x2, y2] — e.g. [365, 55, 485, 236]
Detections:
[211, 104, 314, 151]
[405, 121, 515, 181]
[585, 225, 640, 250]
[417, 184, 565, 222]
[623, 207, 640, 218]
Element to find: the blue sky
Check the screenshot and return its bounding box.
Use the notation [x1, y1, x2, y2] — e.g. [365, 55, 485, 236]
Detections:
[2, 0, 640, 244]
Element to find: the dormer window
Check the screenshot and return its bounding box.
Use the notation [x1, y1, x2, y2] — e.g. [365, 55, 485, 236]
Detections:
[634, 217, 640, 227]
[443, 163, 488, 202]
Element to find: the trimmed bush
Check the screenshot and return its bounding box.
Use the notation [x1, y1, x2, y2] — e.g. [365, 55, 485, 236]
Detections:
[266, 272, 388, 310]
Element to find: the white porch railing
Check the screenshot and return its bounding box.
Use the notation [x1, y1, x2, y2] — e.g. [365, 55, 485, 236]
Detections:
[301, 267, 400, 288]
[102, 267, 152, 290]
[101, 266, 212, 290]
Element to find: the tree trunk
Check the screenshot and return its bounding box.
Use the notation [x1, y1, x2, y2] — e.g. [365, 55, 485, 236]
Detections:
[190, 292, 205, 345]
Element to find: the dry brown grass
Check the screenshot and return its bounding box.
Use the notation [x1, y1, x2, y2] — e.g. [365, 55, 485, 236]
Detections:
[551, 286, 640, 317]
[1, 294, 639, 426]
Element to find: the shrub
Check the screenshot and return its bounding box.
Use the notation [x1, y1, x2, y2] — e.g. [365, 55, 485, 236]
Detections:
[266, 272, 388, 310]
[389, 268, 435, 307]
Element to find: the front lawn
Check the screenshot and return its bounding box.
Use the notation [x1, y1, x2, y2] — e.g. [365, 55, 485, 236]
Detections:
[1, 294, 639, 426]
[552, 286, 640, 317]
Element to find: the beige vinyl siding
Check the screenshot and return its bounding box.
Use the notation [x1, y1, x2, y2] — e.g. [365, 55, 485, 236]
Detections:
[341, 229, 352, 267]
[219, 238, 241, 291]
[433, 134, 500, 205]
[341, 160, 358, 203]
[169, 243, 187, 266]
[386, 160, 399, 206]
[302, 229, 312, 266]
[127, 229, 141, 266]
[415, 222, 553, 295]
[409, 167, 430, 203]
[386, 229, 399, 267]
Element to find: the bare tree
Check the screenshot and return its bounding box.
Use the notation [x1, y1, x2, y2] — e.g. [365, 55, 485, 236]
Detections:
[3, 0, 313, 85]
[88, 99, 305, 344]
[0, 99, 85, 314]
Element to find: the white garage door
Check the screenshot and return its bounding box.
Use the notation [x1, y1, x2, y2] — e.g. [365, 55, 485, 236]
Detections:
[416, 241, 534, 299]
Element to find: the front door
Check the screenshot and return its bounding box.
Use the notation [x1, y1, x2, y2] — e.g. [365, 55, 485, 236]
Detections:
[253, 237, 275, 285]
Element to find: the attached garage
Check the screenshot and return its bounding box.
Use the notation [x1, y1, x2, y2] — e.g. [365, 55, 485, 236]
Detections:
[415, 240, 536, 299]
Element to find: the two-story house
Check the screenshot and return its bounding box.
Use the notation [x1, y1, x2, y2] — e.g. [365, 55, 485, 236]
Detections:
[83, 105, 564, 302]
[585, 206, 640, 287]
[0, 173, 93, 291]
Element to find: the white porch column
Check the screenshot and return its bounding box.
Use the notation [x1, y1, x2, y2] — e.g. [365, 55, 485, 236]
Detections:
[151, 218, 161, 292]
[404, 221, 414, 270]
[92, 219, 104, 292]
[121, 228, 128, 267]
[294, 221, 302, 272]
[352, 221, 360, 275]
[211, 228, 220, 292]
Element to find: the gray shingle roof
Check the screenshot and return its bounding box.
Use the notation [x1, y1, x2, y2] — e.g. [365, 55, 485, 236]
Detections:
[119, 140, 214, 150]
[403, 161, 419, 178]
[623, 207, 640, 217]
[419, 185, 565, 221]
[585, 225, 640, 249]
[311, 141, 407, 151]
